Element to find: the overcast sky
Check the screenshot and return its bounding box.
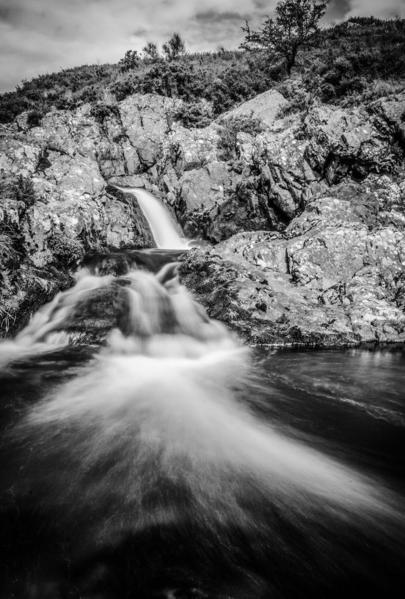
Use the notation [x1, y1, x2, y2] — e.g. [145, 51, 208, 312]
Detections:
[0, 0, 404, 93]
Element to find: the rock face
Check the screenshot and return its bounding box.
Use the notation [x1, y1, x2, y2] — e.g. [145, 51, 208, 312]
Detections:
[0, 98, 161, 334]
[161, 91, 404, 245]
[1, 85, 404, 345]
[180, 175, 405, 346]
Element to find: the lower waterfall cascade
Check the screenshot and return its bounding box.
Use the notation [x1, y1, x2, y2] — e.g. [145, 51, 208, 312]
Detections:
[0, 191, 404, 598]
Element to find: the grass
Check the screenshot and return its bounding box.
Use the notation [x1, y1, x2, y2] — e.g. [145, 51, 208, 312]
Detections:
[0, 17, 404, 125]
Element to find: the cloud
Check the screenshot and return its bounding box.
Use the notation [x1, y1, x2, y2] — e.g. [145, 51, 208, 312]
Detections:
[194, 10, 248, 24]
[0, 0, 275, 92]
[326, 0, 352, 22]
[346, 0, 405, 19]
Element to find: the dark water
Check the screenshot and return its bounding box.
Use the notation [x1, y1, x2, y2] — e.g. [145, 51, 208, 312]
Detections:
[260, 348, 405, 490]
[0, 249, 404, 599]
[0, 346, 404, 598]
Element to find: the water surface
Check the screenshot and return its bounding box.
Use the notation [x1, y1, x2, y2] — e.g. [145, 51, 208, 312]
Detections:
[0, 344, 404, 599]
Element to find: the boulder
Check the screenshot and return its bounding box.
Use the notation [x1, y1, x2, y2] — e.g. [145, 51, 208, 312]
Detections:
[304, 102, 402, 183]
[181, 177, 405, 347]
[221, 90, 289, 129]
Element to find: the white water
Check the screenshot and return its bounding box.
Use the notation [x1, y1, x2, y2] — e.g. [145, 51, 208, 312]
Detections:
[121, 187, 189, 250]
[0, 270, 113, 367]
[0, 187, 187, 366]
[11, 264, 399, 550]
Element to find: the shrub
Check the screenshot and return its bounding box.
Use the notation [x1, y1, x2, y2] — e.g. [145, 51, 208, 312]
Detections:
[143, 42, 160, 62]
[162, 33, 186, 61]
[0, 17, 403, 123]
[26, 110, 43, 127]
[15, 175, 36, 213]
[217, 115, 265, 160]
[171, 100, 213, 128]
[90, 103, 120, 124]
[48, 232, 85, 267]
[119, 50, 141, 72]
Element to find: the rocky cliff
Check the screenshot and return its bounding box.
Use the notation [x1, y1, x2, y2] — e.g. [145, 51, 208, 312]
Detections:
[1, 87, 404, 345]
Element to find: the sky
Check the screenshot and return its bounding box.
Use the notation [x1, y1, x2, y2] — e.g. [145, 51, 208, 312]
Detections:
[0, 0, 404, 93]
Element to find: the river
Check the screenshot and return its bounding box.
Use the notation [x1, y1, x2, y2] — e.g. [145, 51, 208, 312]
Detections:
[0, 190, 403, 599]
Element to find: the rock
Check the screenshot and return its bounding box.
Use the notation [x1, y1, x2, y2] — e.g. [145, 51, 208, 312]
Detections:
[304, 102, 402, 183]
[180, 249, 356, 347]
[164, 123, 220, 171]
[108, 174, 149, 188]
[119, 93, 181, 170]
[1, 88, 404, 346]
[181, 176, 405, 347]
[28, 105, 102, 159]
[176, 161, 232, 236]
[214, 231, 289, 272]
[221, 90, 289, 129]
[0, 99, 162, 334]
[165, 114, 316, 242]
[0, 136, 41, 176]
[368, 91, 405, 144]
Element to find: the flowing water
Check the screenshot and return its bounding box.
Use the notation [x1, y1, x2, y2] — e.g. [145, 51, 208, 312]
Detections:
[0, 191, 404, 598]
[120, 188, 189, 250]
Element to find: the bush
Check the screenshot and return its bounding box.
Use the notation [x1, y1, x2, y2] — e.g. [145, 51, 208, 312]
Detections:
[171, 100, 213, 128]
[15, 175, 36, 213]
[90, 103, 120, 124]
[48, 232, 85, 267]
[163, 33, 186, 61]
[217, 115, 265, 160]
[26, 110, 43, 127]
[119, 50, 140, 72]
[0, 17, 404, 124]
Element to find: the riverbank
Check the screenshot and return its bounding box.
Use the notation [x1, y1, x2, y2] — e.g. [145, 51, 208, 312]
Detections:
[1, 85, 404, 346]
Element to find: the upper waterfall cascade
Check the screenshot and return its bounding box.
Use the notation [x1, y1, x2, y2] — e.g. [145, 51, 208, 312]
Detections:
[120, 187, 189, 250]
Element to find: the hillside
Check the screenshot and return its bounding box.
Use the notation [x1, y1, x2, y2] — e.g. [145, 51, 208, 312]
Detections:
[0, 14, 405, 347]
[0, 17, 404, 125]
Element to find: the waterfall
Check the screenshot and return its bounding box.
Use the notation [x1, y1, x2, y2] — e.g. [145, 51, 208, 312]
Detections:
[1, 253, 404, 597]
[7, 262, 400, 542]
[0, 270, 114, 367]
[120, 187, 189, 250]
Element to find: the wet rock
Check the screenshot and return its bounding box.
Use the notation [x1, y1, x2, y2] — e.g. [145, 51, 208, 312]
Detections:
[180, 249, 357, 347]
[176, 161, 233, 237]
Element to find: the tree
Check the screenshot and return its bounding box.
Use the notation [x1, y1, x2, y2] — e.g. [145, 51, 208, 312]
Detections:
[241, 0, 328, 75]
[163, 33, 186, 61]
[143, 42, 160, 62]
[119, 50, 140, 72]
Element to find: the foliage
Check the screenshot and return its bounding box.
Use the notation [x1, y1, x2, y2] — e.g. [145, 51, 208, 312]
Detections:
[163, 33, 186, 61]
[15, 175, 36, 214]
[217, 115, 265, 160]
[0, 17, 404, 124]
[143, 42, 160, 62]
[119, 50, 141, 72]
[90, 103, 120, 123]
[48, 232, 85, 267]
[0, 233, 18, 268]
[171, 100, 214, 128]
[242, 0, 328, 74]
[26, 110, 44, 127]
[0, 218, 24, 284]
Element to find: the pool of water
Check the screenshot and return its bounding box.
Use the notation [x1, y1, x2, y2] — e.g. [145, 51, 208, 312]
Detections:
[0, 345, 404, 599]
